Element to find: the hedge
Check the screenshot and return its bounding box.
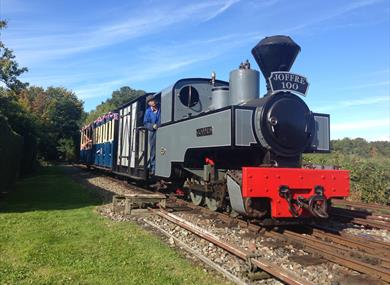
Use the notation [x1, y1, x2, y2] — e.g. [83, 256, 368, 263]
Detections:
[304, 152, 390, 204]
[0, 115, 23, 191]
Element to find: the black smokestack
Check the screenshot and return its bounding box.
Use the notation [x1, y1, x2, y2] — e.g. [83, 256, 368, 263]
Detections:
[251, 35, 301, 82]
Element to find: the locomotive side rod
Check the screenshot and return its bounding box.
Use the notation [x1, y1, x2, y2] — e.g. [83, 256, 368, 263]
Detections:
[150, 208, 314, 285]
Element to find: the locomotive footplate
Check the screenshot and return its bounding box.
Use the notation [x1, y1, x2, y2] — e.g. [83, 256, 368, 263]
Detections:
[227, 167, 349, 219]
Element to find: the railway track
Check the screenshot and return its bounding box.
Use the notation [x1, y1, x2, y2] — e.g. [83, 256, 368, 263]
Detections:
[73, 165, 390, 284]
[332, 199, 390, 214]
[330, 200, 390, 230]
[149, 208, 312, 285]
[169, 199, 390, 283]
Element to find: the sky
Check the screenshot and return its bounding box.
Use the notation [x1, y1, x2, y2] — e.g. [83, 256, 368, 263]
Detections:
[0, 0, 389, 141]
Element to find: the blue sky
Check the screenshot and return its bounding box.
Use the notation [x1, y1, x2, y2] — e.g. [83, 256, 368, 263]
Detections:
[1, 0, 389, 141]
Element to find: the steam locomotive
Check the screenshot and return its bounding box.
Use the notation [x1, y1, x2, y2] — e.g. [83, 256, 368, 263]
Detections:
[80, 35, 350, 222]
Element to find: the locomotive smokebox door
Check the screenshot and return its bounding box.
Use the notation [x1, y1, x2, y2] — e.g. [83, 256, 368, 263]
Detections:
[254, 93, 315, 156]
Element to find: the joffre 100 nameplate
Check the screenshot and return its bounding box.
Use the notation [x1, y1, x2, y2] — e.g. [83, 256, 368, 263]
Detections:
[268, 71, 309, 96]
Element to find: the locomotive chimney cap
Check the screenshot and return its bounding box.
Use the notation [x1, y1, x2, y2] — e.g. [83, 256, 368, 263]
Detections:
[251, 35, 301, 80]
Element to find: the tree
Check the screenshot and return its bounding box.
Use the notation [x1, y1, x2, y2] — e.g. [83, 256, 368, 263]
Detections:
[15, 86, 84, 160]
[19, 86, 84, 160]
[0, 20, 28, 92]
[0, 88, 39, 174]
[84, 86, 145, 124]
[57, 138, 77, 162]
[331, 138, 389, 158]
[110, 86, 145, 106]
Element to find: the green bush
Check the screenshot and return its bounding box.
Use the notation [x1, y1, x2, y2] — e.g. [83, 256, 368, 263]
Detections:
[0, 115, 23, 191]
[57, 138, 77, 162]
[304, 153, 390, 204]
[0, 93, 38, 175]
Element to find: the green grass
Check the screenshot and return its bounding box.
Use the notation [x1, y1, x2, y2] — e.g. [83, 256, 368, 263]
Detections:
[0, 167, 225, 285]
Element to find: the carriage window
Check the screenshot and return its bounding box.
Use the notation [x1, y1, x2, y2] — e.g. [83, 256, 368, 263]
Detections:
[111, 121, 114, 140]
[108, 121, 112, 141]
[178, 86, 199, 107]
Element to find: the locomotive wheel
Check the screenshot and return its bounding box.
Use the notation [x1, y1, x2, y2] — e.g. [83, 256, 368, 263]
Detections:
[190, 191, 204, 206]
[205, 197, 219, 211]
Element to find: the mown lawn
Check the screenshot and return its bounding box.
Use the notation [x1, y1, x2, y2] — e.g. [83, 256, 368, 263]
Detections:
[0, 167, 224, 285]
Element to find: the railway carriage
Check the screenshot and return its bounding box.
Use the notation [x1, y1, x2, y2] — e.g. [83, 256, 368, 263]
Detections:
[80, 35, 350, 222]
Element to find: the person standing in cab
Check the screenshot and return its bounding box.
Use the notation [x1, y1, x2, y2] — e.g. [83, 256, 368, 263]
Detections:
[143, 95, 160, 175]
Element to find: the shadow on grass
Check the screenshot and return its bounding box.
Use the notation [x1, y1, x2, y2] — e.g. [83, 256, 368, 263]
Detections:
[0, 165, 116, 213]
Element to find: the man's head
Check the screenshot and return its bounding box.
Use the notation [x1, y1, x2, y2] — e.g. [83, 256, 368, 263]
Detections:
[146, 95, 157, 108]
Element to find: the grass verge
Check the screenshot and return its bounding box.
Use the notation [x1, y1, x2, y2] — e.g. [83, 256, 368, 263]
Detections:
[0, 167, 224, 285]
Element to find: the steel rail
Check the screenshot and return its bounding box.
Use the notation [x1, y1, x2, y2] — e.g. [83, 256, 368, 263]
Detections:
[331, 212, 390, 230]
[330, 207, 390, 222]
[309, 227, 390, 258]
[299, 229, 390, 269]
[266, 230, 390, 283]
[313, 224, 390, 251]
[332, 199, 390, 213]
[151, 208, 314, 285]
[143, 219, 248, 285]
[172, 200, 390, 282]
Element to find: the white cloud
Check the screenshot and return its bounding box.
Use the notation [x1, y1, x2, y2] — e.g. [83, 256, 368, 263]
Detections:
[282, 0, 386, 34]
[72, 33, 249, 100]
[340, 95, 389, 107]
[203, 0, 240, 21]
[332, 119, 389, 131]
[5, 0, 240, 64]
[315, 95, 389, 111]
[74, 79, 124, 100]
[331, 119, 390, 141]
[355, 68, 390, 78]
[367, 134, 390, 141]
[337, 81, 390, 90]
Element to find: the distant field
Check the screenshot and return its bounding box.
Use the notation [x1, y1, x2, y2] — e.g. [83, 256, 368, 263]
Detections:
[0, 167, 224, 285]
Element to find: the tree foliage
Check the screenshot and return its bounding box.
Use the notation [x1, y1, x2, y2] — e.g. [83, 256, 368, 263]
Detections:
[0, 20, 28, 92]
[84, 86, 145, 124]
[57, 138, 77, 161]
[0, 114, 23, 190]
[304, 138, 390, 204]
[0, 88, 39, 174]
[331, 137, 390, 158]
[18, 86, 84, 160]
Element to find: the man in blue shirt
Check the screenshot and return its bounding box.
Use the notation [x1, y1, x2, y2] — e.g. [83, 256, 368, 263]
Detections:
[143, 95, 160, 175]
